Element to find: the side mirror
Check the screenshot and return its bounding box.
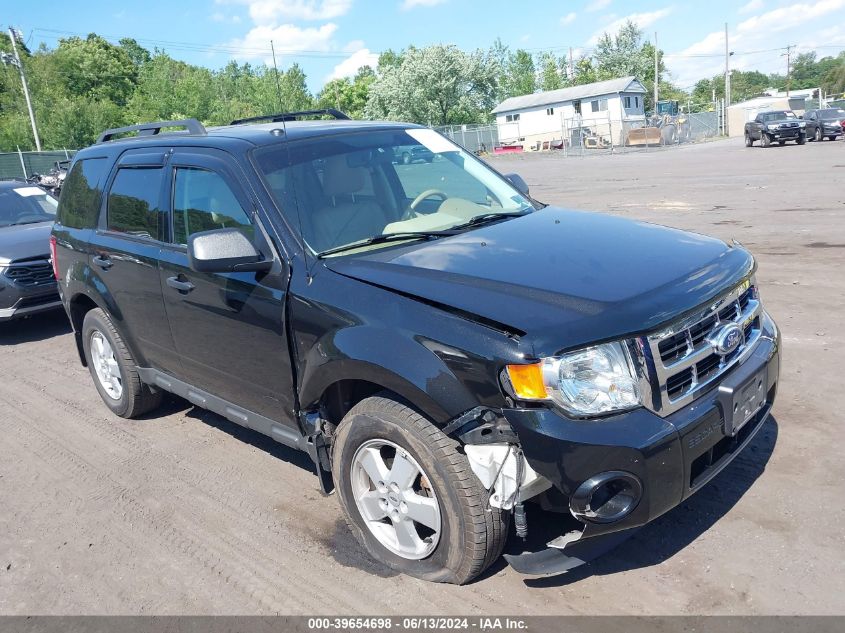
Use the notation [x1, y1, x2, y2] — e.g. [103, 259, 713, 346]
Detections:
[188, 228, 271, 273]
[504, 172, 530, 196]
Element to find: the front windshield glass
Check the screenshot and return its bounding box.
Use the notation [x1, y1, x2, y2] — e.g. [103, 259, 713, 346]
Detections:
[0, 186, 58, 228]
[254, 128, 533, 255]
[760, 111, 796, 122]
[820, 108, 845, 118]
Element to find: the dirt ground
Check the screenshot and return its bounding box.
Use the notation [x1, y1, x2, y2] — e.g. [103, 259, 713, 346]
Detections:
[1, 138, 843, 615]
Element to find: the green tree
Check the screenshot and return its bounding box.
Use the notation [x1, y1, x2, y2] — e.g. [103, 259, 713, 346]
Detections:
[537, 52, 567, 91]
[501, 49, 536, 97]
[317, 67, 375, 119]
[50, 34, 137, 105]
[365, 45, 498, 125]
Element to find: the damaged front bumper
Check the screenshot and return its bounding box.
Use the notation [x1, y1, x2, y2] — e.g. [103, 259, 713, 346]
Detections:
[498, 324, 780, 576]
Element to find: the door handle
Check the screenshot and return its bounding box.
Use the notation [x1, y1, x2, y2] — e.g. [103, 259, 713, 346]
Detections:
[166, 276, 195, 293]
[92, 255, 112, 270]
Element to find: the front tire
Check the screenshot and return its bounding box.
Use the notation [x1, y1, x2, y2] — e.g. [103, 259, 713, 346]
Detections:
[332, 394, 508, 584]
[82, 308, 162, 418]
[797, 133, 807, 145]
[761, 132, 771, 147]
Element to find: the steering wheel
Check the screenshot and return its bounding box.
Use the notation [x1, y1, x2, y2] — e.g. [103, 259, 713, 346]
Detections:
[402, 189, 449, 220]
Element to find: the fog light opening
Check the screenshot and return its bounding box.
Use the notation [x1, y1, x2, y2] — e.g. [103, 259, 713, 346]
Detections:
[570, 471, 642, 524]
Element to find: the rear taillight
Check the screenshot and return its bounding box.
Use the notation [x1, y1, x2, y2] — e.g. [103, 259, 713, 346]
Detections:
[49, 235, 60, 280]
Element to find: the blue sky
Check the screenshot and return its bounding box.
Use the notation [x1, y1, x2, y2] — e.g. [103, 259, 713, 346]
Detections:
[6, 0, 845, 94]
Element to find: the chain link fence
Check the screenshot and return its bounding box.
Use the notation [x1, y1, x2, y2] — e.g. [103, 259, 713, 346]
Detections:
[438, 111, 721, 159]
[0, 149, 75, 181]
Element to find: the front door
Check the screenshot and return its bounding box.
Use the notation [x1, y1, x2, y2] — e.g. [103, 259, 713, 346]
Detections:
[157, 148, 297, 428]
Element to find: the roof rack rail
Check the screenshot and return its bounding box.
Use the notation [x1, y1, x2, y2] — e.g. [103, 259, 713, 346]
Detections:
[96, 119, 207, 144]
[229, 109, 350, 126]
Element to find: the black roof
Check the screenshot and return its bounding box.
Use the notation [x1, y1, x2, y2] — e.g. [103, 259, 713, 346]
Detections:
[84, 118, 424, 155]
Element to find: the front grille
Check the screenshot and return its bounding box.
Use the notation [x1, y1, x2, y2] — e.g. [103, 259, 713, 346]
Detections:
[642, 280, 762, 415]
[2, 258, 55, 287]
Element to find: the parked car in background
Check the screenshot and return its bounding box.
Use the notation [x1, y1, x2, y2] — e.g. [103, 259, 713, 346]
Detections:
[0, 180, 61, 321]
[745, 110, 806, 147]
[393, 144, 435, 164]
[53, 113, 780, 584]
[803, 108, 845, 141]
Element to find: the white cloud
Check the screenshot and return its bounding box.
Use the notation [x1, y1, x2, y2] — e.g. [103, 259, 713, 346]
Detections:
[401, 0, 447, 9]
[584, 0, 611, 12]
[211, 11, 242, 23]
[227, 22, 338, 61]
[737, 0, 845, 34]
[666, 0, 845, 91]
[738, 0, 764, 14]
[561, 12, 577, 26]
[328, 46, 379, 80]
[588, 7, 673, 45]
[224, 0, 352, 22]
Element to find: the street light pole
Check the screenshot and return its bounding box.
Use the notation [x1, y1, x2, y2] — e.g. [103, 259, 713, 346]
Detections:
[6, 28, 41, 152]
[724, 23, 731, 136]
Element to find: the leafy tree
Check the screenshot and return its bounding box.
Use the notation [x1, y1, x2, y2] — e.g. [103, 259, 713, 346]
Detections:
[119, 38, 152, 67]
[365, 45, 497, 125]
[537, 52, 567, 91]
[317, 67, 375, 119]
[501, 49, 536, 97]
[50, 34, 137, 105]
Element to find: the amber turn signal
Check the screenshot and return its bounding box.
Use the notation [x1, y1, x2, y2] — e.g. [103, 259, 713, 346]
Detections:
[505, 363, 548, 400]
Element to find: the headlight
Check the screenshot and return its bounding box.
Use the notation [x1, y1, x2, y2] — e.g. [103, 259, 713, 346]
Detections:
[799, 122, 806, 128]
[505, 342, 641, 417]
[766, 124, 778, 130]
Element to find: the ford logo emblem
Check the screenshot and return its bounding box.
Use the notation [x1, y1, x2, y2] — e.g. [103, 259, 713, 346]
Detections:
[707, 323, 743, 356]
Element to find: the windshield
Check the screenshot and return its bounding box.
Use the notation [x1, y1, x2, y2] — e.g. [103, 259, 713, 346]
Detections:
[820, 108, 845, 119]
[0, 185, 58, 228]
[760, 111, 796, 122]
[254, 128, 533, 255]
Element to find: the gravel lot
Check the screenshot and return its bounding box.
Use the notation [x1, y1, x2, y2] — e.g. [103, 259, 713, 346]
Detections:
[1, 138, 843, 615]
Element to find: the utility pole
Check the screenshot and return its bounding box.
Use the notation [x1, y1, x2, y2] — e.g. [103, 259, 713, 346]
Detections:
[724, 23, 731, 136]
[4, 28, 41, 151]
[782, 45, 796, 97]
[568, 47, 574, 81]
[653, 32, 659, 113]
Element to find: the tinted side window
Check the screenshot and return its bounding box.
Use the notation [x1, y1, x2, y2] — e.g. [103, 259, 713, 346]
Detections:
[171, 167, 253, 245]
[107, 167, 164, 240]
[57, 157, 108, 229]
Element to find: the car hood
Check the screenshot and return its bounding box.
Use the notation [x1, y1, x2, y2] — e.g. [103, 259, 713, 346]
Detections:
[324, 208, 755, 354]
[0, 221, 54, 265]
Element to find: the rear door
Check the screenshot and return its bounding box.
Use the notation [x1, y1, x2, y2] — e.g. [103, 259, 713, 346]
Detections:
[157, 148, 297, 427]
[90, 149, 181, 374]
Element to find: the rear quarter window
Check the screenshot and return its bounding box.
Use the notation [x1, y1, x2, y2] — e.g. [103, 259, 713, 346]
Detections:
[57, 157, 109, 229]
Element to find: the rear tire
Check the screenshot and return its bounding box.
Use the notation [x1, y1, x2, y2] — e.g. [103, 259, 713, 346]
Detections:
[82, 308, 163, 418]
[778, 140, 786, 146]
[828, 135, 836, 141]
[332, 394, 508, 584]
[745, 133, 753, 147]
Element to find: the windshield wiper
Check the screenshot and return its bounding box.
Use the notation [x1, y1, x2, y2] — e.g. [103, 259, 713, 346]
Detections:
[450, 211, 530, 231]
[317, 230, 456, 258]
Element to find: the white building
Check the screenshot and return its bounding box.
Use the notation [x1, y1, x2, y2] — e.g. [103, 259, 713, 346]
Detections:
[492, 76, 647, 148]
[726, 95, 810, 138]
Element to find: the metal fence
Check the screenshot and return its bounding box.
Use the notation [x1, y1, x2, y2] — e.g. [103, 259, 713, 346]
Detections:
[434, 124, 499, 154]
[438, 111, 722, 159]
[0, 149, 75, 181]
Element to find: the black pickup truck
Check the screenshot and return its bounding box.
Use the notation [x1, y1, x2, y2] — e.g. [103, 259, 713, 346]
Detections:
[52, 111, 780, 584]
[745, 110, 807, 147]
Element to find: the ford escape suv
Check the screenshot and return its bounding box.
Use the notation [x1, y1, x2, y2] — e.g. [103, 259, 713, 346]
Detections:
[52, 111, 780, 584]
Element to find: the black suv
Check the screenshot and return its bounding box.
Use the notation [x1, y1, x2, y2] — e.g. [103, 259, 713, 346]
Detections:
[745, 110, 807, 146]
[52, 111, 780, 584]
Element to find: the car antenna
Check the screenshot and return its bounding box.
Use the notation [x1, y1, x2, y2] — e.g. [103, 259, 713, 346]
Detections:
[270, 40, 284, 112]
